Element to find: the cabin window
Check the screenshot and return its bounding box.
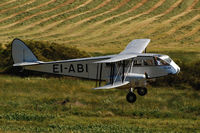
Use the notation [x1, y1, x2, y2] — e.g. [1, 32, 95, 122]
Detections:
[143, 59, 155, 66]
[133, 59, 142, 66]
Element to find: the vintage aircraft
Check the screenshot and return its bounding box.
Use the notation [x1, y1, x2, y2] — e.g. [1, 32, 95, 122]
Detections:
[12, 38, 180, 103]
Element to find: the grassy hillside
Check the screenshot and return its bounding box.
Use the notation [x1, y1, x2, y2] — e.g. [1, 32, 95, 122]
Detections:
[0, 0, 199, 54]
[0, 75, 200, 132]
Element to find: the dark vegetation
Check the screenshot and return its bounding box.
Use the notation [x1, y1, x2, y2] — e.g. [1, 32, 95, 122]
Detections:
[0, 40, 199, 90]
[0, 40, 89, 73]
[153, 59, 200, 90]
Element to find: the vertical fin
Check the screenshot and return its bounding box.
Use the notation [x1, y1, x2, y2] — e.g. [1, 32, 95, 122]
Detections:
[12, 38, 38, 64]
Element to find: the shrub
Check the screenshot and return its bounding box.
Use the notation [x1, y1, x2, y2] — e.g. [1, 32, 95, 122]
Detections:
[152, 59, 200, 90]
[24, 40, 89, 61]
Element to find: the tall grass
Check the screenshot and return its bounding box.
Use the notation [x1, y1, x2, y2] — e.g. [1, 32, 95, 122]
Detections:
[0, 74, 200, 132]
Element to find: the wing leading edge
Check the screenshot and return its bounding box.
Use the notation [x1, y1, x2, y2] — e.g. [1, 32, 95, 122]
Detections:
[95, 39, 150, 63]
[95, 54, 137, 63]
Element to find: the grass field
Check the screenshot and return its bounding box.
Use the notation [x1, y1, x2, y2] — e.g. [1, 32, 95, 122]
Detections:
[0, 0, 200, 132]
[0, 75, 200, 132]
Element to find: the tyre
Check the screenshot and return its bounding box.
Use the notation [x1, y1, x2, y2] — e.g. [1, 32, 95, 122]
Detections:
[137, 87, 147, 96]
[126, 92, 137, 103]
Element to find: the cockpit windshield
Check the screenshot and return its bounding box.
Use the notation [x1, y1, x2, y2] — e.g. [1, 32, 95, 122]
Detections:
[154, 55, 171, 66]
[163, 57, 172, 64]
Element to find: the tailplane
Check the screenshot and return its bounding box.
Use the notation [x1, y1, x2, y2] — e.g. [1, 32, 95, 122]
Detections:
[12, 38, 38, 65]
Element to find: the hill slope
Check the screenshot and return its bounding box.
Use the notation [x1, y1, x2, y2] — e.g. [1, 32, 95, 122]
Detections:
[0, 0, 199, 54]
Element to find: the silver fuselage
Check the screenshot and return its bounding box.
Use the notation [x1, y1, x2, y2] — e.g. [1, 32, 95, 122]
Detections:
[24, 53, 180, 82]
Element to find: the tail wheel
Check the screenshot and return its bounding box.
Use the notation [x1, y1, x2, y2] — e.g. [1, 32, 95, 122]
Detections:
[137, 87, 147, 96]
[126, 92, 137, 103]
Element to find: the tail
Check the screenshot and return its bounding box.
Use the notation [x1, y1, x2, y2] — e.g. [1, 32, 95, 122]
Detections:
[12, 38, 39, 66]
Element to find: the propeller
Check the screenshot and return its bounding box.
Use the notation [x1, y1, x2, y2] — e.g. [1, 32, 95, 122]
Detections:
[145, 72, 149, 79]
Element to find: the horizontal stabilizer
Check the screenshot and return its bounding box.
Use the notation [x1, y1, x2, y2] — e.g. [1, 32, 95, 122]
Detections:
[93, 81, 129, 90]
[13, 61, 44, 66]
[95, 54, 137, 63]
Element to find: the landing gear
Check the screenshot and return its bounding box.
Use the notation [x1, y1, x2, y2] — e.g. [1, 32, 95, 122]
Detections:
[136, 87, 147, 96]
[126, 87, 148, 103]
[126, 92, 137, 103]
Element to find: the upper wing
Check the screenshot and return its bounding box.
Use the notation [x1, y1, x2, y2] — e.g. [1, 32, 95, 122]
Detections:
[95, 39, 150, 63]
[120, 39, 150, 54]
[95, 54, 137, 63]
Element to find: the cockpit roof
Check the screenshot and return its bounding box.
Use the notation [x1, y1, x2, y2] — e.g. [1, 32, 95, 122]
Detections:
[135, 53, 167, 57]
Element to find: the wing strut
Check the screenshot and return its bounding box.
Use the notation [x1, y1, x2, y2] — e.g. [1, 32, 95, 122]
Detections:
[109, 63, 113, 84]
[110, 63, 115, 84]
[122, 60, 125, 83]
[96, 63, 103, 87]
[93, 58, 136, 90]
[112, 63, 115, 85]
[99, 63, 103, 86]
[96, 64, 99, 87]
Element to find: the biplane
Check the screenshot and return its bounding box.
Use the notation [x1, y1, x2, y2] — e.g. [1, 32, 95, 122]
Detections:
[12, 38, 180, 103]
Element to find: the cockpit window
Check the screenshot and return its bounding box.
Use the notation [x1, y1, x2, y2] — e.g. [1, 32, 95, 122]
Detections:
[163, 57, 172, 64]
[154, 56, 170, 66]
[156, 58, 168, 65]
[143, 58, 155, 66]
[133, 57, 155, 66]
[133, 59, 142, 66]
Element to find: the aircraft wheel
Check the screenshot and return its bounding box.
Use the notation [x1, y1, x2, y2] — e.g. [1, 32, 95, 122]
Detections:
[137, 87, 147, 96]
[126, 92, 137, 103]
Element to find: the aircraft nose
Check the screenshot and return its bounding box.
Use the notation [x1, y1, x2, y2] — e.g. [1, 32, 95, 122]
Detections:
[176, 65, 180, 73]
[171, 61, 180, 74]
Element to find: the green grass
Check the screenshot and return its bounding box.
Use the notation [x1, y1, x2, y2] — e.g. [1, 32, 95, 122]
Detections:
[47, 0, 142, 40]
[0, 0, 67, 26]
[83, 0, 142, 24]
[32, 0, 123, 35]
[0, 75, 200, 132]
[0, 0, 27, 11]
[0, 0, 48, 25]
[115, 0, 172, 23]
[0, 0, 89, 37]
[157, 0, 195, 21]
